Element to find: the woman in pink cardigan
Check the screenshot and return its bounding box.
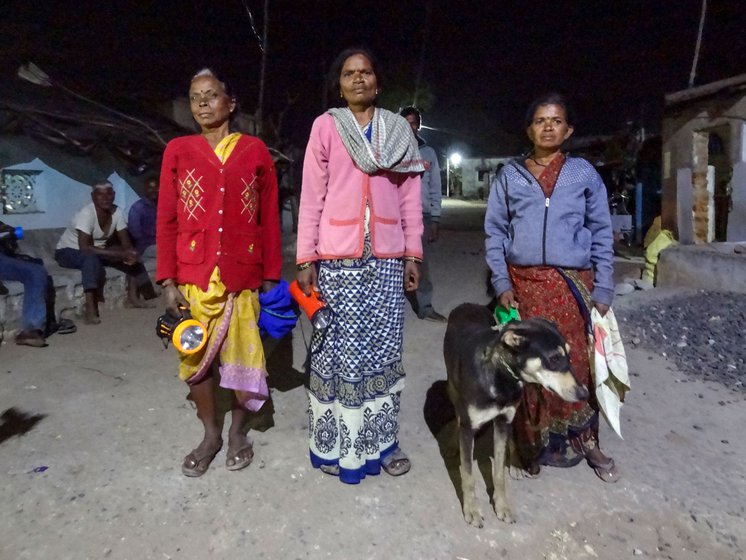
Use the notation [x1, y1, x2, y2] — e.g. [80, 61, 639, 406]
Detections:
[295, 48, 425, 484]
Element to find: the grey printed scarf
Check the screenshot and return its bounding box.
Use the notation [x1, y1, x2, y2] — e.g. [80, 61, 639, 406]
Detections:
[328, 107, 425, 174]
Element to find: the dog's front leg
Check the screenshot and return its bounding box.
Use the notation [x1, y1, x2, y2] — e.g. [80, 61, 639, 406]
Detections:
[458, 420, 484, 528]
[491, 418, 515, 523]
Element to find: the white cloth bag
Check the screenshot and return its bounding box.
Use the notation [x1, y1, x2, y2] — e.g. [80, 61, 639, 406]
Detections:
[590, 308, 630, 439]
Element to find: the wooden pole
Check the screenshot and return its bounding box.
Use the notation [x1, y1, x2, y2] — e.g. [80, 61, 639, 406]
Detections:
[688, 0, 707, 88]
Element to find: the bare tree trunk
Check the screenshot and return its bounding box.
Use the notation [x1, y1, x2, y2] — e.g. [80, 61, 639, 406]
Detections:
[688, 0, 707, 88]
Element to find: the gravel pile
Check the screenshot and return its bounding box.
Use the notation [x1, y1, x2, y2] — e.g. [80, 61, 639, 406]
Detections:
[615, 291, 746, 393]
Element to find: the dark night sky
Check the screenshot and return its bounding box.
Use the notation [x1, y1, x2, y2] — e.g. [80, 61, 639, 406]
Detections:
[4, 0, 746, 155]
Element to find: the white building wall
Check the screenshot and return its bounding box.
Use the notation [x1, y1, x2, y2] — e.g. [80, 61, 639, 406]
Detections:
[2, 158, 139, 230]
[459, 157, 513, 199]
[730, 161, 746, 240]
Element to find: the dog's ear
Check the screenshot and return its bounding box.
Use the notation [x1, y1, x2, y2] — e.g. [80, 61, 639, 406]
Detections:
[500, 327, 526, 349]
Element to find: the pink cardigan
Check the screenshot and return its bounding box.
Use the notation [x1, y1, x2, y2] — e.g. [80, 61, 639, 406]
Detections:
[296, 113, 423, 263]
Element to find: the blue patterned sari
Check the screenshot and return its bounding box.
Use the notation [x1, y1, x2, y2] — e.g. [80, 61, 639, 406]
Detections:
[307, 235, 406, 484]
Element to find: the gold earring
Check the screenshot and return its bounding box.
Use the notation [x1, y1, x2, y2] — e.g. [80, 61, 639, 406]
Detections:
[340, 91, 343, 98]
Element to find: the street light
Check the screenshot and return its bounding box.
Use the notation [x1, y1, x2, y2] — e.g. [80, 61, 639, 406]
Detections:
[446, 152, 462, 198]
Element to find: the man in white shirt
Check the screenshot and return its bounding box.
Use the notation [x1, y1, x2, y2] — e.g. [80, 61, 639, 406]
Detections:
[401, 106, 447, 322]
[55, 180, 155, 324]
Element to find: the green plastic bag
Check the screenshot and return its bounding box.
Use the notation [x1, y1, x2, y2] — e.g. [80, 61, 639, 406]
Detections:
[494, 304, 520, 325]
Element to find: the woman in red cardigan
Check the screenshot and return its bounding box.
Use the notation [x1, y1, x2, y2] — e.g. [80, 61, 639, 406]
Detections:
[156, 69, 282, 477]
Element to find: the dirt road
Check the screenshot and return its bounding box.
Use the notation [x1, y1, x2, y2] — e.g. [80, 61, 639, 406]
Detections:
[1, 201, 744, 559]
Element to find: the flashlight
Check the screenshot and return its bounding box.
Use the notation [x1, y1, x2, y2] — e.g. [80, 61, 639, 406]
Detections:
[289, 280, 332, 330]
[156, 305, 207, 354]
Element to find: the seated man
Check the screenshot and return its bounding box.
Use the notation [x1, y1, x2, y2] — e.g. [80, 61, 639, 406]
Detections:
[54, 180, 155, 324]
[0, 222, 75, 346]
[128, 175, 158, 257]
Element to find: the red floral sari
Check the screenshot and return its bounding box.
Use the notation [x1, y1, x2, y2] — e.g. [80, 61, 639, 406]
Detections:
[508, 154, 599, 471]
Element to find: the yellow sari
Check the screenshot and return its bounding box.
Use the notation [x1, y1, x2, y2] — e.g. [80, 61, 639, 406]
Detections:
[177, 133, 268, 411]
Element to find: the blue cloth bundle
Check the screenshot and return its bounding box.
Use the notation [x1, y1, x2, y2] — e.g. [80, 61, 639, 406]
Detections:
[258, 279, 299, 339]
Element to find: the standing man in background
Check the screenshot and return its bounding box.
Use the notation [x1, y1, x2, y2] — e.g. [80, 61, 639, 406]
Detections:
[401, 106, 446, 323]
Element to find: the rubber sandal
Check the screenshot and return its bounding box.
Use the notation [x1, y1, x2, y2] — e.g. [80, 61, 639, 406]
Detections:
[570, 436, 621, 483]
[225, 445, 254, 471]
[182, 442, 223, 477]
[588, 456, 621, 483]
[319, 464, 340, 476]
[57, 319, 77, 335]
[509, 465, 541, 480]
[15, 330, 47, 348]
[381, 448, 411, 476]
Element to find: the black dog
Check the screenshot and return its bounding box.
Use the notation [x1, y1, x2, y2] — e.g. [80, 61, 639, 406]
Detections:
[444, 303, 588, 527]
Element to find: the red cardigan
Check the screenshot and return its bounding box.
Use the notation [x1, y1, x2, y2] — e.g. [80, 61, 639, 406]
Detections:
[156, 134, 282, 292]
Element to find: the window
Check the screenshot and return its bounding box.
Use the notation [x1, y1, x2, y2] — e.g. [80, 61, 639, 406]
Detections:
[1, 170, 43, 214]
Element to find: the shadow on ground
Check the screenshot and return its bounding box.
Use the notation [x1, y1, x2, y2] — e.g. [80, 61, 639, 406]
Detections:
[264, 332, 307, 393]
[0, 407, 47, 445]
[423, 380, 497, 508]
[184, 332, 308, 436]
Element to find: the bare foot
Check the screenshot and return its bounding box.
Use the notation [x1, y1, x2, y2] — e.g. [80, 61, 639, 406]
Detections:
[84, 303, 100, 325]
[84, 312, 101, 325]
[585, 446, 612, 466]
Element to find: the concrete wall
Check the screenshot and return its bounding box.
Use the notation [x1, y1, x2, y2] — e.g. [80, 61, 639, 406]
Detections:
[661, 95, 746, 241]
[657, 243, 746, 293]
[730, 162, 746, 240]
[2, 158, 139, 230]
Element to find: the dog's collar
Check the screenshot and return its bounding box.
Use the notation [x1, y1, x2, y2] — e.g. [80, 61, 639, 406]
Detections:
[491, 324, 520, 381]
[498, 353, 520, 382]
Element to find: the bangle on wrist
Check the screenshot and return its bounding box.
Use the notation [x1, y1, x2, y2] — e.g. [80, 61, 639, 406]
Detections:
[297, 261, 313, 271]
[402, 256, 422, 264]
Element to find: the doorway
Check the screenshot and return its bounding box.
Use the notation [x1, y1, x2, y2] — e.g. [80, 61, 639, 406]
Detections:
[707, 128, 732, 241]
